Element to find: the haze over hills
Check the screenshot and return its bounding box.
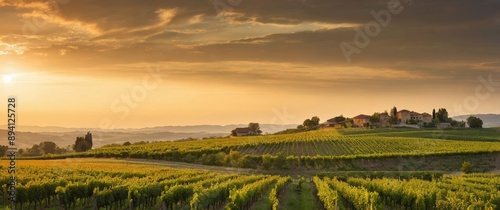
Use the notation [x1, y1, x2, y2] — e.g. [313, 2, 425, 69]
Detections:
[6, 124, 298, 134]
[5, 113, 500, 150]
[452, 114, 500, 128]
[0, 124, 298, 149]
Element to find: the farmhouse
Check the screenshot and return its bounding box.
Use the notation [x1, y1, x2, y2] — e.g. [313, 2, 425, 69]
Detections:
[351, 109, 434, 128]
[233, 127, 255, 136]
[397, 110, 432, 124]
[379, 113, 390, 127]
[324, 118, 345, 128]
[353, 114, 371, 127]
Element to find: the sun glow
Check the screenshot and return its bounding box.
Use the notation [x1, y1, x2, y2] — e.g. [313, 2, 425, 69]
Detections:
[3, 74, 13, 84]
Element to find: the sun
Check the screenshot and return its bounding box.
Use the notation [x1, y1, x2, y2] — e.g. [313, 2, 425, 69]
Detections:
[3, 75, 13, 84]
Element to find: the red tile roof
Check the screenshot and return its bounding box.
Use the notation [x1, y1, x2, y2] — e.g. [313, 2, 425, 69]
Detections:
[353, 114, 370, 119]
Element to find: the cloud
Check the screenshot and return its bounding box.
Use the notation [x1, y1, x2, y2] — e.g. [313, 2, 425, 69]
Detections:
[0, 0, 498, 90]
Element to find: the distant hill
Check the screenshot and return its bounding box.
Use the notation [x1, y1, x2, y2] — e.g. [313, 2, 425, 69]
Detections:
[453, 114, 500, 128]
[0, 124, 298, 149]
[0, 130, 227, 149]
[4, 124, 298, 134]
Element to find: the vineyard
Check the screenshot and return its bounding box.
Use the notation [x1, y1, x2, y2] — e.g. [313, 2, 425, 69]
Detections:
[1, 160, 500, 210]
[89, 128, 500, 157]
[314, 173, 500, 210]
[40, 128, 500, 170]
[0, 160, 291, 210]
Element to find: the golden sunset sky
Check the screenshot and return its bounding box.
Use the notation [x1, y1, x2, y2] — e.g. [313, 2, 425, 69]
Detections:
[0, 0, 499, 129]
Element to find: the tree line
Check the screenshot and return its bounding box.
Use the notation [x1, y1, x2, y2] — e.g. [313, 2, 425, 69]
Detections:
[0, 131, 93, 156]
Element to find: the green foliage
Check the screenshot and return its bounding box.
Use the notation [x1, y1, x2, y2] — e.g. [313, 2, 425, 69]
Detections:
[74, 131, 93, 152]
[303, 116, 320, 129]
[261, 154, 272, 170]
[436, 108, 449, 123]
[228, 150, 242, 167]
[273, 152, 288, 170]
[451, 120, 466, 128]
[0, 145, 9, 156]
[334, 115, 346, 122]
[201, 152, 227, 166]
[408, 119, 419, 125]
[269, 177, 290, 210]
[225, 176, 278, 210]
[461, 161, 473, 174]
[248, 122, 263, 134]
[5, 160, 500, 210]
[325, 177, 382, 210]
[467, 116, 483, 128]
[370, 112, 381, 124]
[314, 176, 340, 210]
[42, 128, 500, 170]
[26, 144, 42, 156]
[391, 107, 398, 124]
[39, 141, 57, 154]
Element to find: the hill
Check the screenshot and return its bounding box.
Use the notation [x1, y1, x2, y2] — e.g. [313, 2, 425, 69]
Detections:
[453, 114, 500, 128]
[0, 130, 226, 149]
[50, 128, 500, 172]
[5, 124, 298, 134]
[0, 124, 297, 149]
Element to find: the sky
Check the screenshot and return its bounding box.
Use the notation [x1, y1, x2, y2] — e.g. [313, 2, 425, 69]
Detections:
[0, 0, 499, 129]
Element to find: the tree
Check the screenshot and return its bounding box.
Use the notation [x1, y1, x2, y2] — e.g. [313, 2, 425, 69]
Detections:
[432, 109, 436, 119]
[436, 108, 449, 123]
[0, 145, 8, 156]
[451, 120, 466, 128]
[39, 141, 57, 154]
[248, 122, 262, 134]
[467, 116, 483, 128]
[390, 107, 398, 124]
[302, 116, 320, 129]
[85, 131, 93, 147]
[123, 141, 131, 146]
[27, 144, 42, 156]
[334, 115, 346, 122]
[303, 119, 312, 128]
[311, 116, 320, 126]
[370, 112, 380, 125]
[74, 132, 93, 152]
